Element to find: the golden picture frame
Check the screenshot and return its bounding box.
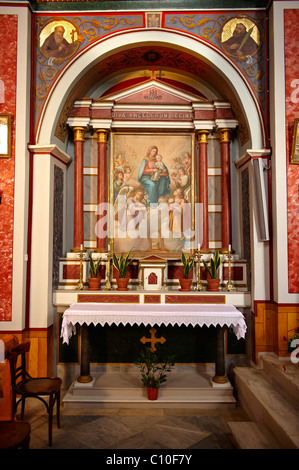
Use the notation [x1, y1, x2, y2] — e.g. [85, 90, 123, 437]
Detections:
[38, 18, 80, 63]
[220, 16, 261, 58]
[0, 114, 12, 158]
[290, 118, 299, 164]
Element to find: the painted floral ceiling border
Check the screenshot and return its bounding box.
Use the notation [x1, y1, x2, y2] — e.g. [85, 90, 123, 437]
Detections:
[35, 10, 267, 136]
[35, 13, 144, 122]
[165, 12, 266, 102]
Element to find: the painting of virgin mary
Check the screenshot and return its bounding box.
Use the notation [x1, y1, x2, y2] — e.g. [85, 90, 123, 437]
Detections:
[111, 134, 194, 255]
[137, 145, 170, 204]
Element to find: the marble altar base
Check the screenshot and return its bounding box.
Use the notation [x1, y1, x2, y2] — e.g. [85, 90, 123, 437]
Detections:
[62, 365, 236, 409]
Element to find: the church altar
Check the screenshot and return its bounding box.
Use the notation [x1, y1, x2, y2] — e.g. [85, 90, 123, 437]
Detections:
[61, 301, 247, 386]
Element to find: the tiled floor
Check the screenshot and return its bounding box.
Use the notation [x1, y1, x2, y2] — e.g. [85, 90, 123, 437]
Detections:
[20, 390, 249, 450]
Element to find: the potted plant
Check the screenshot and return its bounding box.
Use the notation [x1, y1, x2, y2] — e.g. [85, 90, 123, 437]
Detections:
[88, 253, 101, 290]
[179, 252, 194, 291]
[136, 347, 175, 400]
[283, 327, 299, 353]
[113, 250, 134, 290]
[202, 250, 221, 291]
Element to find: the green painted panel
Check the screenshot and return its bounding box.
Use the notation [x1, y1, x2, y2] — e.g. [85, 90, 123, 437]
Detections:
[30, 0, 268, 11]
[88, 324, 216, 363]
[227, 327, 246, 355]
[58, 322, 245, 364]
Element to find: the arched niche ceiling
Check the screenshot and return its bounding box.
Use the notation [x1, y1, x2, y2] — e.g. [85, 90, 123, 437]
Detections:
[54, 45, 250, 145]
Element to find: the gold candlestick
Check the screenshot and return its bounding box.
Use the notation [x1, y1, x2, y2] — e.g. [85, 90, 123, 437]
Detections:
[196, 249, 204, 291]
[225, 248, 235, 292]
[104, 240, 112, 290]
[76, 245, 85, 290]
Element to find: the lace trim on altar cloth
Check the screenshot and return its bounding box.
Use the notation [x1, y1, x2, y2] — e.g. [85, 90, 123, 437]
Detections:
[61, 303, 247, 345]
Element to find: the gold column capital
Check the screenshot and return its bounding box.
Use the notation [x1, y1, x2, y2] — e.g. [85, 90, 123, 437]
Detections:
[96, 129, 109, 143]
[197, 129, 210, 144]
[73, 127, 86, 142]
[219, 128, 232, 143]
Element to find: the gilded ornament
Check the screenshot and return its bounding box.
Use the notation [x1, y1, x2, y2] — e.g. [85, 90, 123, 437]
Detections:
[197, 130, 209, 144]
[73, 127, 86, 142]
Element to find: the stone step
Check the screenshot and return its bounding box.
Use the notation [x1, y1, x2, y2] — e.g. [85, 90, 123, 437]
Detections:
[234, 365, 299, 449]
[227, 421, 282, 449]
[63, 370, 236, 409]
[261, 355, 299, 404]
[71, 372, 234, 397]
[63, 392, 236, 408]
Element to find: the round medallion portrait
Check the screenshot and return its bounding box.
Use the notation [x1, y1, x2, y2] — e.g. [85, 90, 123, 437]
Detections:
[38, 18, 80, 63]
[220, 17, 261, 58]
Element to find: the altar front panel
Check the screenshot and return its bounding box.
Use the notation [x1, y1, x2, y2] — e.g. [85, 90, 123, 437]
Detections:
[58, 298, 248, 365]
[58, 321, 221, 364]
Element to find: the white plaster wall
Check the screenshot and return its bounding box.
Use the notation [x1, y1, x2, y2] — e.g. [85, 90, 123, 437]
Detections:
[29, 147, 71, 328]
[235, 153, 271, 309]
[30, 153, 52, 329]
[0, 4, 31, 331]
[269, 1, 299, 304]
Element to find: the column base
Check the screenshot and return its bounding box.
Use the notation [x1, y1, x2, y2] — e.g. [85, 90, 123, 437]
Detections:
[77, 374, 93, 384]
[212, 374, 229, 384]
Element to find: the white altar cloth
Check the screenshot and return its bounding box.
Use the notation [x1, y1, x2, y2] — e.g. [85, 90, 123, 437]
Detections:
[61, 302, 247, 345]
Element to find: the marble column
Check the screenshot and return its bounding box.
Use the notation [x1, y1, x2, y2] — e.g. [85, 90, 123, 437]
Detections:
[96, 130, 109, 251]
[77, 324, 92, 383]
[219, 128, 232, 253]
[212, 325, 228, 384]
[197, 130, 210, 252]
[72, 127, 86, 252]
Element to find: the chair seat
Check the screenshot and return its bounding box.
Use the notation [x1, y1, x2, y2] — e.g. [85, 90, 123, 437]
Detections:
[15, 377, 62, 396]
[0, 421, 31, 449]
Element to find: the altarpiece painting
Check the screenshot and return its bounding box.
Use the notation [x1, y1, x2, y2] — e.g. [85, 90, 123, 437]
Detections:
[110, 133, 196, 257]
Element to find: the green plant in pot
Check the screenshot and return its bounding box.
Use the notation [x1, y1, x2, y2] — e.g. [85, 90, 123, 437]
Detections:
[202, 250, 221, 291]
[136, 347, 175, 400]
[88, 253, 101, 290]
[113, 250, 134, 290]
[179, 252, 194, 291]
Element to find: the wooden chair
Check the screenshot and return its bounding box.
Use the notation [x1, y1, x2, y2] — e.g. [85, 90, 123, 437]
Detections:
[0, 421, 31, 449]
[7, 342, 62, 447]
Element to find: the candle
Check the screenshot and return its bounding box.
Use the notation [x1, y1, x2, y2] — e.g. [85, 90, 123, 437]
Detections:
[80, 244, 83, 251]
[198, 243, 201, 252]
[228, 244, 231, 252]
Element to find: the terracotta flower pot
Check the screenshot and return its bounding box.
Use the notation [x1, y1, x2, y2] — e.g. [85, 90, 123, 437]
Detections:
[207, 278, 220, 291]
[147, 387, 159, 401]
[116, 278, 129, 291]
[88, 277, 101, 290]
[179, 278, 192, 291]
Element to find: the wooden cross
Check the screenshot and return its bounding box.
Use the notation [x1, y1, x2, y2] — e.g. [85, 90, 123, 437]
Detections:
[148, 65, 159, 79]
[140, 328, 166, 352]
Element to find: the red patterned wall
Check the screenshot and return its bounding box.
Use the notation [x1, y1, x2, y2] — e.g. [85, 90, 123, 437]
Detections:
[285, 9, 299, 293]
[0, 15, 17, 321]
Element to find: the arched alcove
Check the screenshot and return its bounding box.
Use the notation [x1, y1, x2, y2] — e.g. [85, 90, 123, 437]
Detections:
[34, 30, 266, 260]
[29, 30, 269, 343]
